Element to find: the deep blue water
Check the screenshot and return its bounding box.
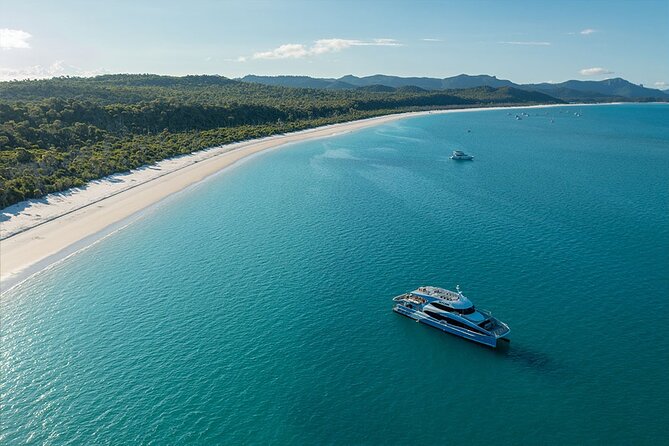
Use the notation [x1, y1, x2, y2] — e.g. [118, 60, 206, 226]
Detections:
[2, 104, 668, 445]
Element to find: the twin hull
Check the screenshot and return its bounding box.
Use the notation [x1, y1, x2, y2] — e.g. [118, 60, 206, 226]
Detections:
[394, 304, 502, 348]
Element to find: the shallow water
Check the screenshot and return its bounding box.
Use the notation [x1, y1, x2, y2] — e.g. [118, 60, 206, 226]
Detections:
[2, 104, 668, 445]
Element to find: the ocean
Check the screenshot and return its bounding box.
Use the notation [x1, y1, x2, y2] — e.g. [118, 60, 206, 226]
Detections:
[2, 104, 668, 445]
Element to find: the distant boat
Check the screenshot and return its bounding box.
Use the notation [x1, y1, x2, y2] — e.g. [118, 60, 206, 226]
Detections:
[516, 115, 522, 120]
[450, 150, 474, 160]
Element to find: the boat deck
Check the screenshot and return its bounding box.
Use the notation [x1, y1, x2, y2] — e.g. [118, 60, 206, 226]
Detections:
[393, 293, 426, 305]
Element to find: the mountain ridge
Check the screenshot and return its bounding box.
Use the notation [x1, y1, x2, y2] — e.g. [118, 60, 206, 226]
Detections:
[240, 74, 669, 101]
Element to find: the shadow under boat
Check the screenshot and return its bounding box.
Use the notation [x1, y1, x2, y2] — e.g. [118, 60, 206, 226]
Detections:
[492, 340, 562, 374]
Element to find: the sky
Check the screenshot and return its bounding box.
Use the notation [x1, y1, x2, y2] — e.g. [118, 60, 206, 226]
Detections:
[1, 0, 668, 88]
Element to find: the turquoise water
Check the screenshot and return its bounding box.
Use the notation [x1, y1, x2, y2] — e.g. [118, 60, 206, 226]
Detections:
[2, 104, 668, 445]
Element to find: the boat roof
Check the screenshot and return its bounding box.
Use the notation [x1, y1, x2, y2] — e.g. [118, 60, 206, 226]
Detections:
[410, 286, 473, 309]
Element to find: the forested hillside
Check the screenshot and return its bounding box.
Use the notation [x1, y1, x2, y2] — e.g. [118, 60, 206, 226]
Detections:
[0, 74, 561, 208]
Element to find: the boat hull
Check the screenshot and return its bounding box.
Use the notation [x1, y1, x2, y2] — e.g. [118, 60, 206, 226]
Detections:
[394, 305, 500, 348]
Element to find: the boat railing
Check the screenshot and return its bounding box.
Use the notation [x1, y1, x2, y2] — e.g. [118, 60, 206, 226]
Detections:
[490, 324, 510, 337]
[483, 318, 510, 337]
[394, 294, 427, 305]
[478, 308, 493, 317]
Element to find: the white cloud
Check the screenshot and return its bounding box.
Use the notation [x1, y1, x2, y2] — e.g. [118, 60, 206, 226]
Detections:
[499, 41, 551, 46]
[421, 38, 442, 42]
[579, 67, 614, 76]
[580, 28, 596, 35]
[367, 38, 402, 46]
[654, 81, 668, 88]
[0, 28, 32, 49]
[253, 43, 309, 59]
[251, 38, 402, 60]
[310, 39, 356, 55]
[0, 61, 108, 81]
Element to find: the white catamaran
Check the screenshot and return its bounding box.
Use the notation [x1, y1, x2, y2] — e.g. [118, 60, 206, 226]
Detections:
[393, 285, 510, 347]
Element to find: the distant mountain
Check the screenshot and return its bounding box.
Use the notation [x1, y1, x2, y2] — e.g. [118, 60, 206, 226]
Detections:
[240, 75, 355, 90]
[240, 74, 668, 102]
[524, 86, 614, 101]
[440, 74, 517, 89]
[524, 78, 668, 100]
[341, 73, 516, 90]
[340, 74, 444, 90]
[241, 74, 517, 92]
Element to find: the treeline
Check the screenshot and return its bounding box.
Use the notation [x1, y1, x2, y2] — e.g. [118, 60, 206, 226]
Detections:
[0, 75, 562, 208]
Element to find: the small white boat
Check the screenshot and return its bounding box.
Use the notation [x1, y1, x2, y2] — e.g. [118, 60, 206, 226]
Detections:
[450, 150, 474, 160]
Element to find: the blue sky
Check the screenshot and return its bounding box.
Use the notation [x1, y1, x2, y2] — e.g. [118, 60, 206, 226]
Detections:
[1, 0, 668, 88]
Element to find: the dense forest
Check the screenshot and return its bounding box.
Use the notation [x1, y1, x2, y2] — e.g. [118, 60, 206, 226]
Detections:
[0, 74, 562, 208]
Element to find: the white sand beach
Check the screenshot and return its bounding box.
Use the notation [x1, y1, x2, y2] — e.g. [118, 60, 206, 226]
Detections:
[0, 104, 581, 291]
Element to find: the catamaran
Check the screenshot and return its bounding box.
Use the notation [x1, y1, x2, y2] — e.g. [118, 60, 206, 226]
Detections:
[393, 285, 510, 347]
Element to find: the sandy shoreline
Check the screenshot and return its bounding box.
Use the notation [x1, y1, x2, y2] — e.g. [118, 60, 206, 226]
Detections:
[0, 103, 595, 291]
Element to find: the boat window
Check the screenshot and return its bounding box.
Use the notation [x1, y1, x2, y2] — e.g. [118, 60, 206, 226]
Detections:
[424, 310, 449, 321]
[431, 301, 476, 315]
[430, 301, 453, 312]
[424, 310, 488, 335]
[447, 318, 488, 335]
